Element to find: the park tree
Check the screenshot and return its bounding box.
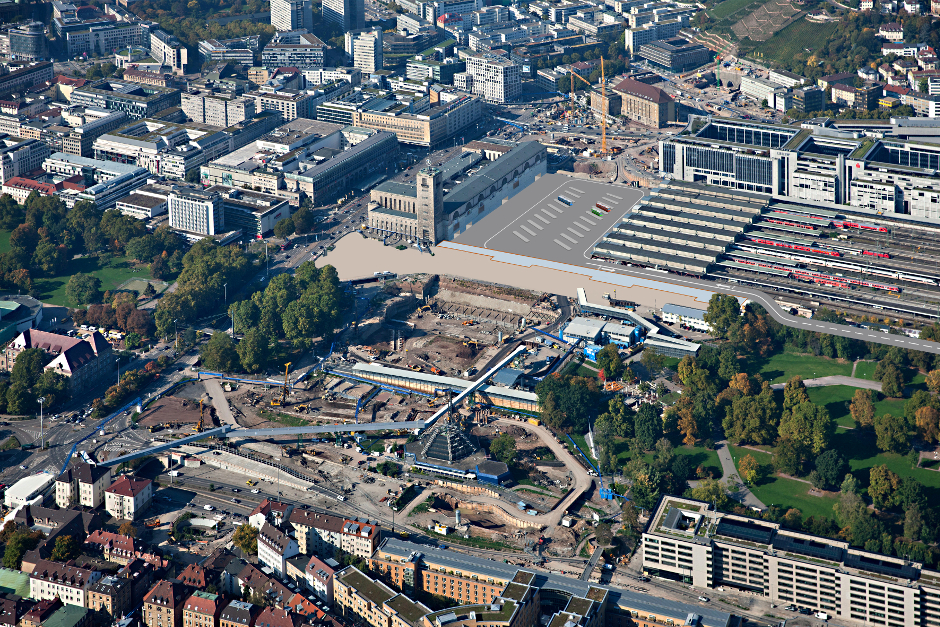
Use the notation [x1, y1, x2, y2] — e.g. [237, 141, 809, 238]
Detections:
[781, 376, 810, 417]
[904, 503, 923, 540]
[773, 436, 809, 476]
[535, 374, 600, 433]
[722, 386, 778, 445]
[717, 347, 737, 381]
[881, 364, 905, 398]
[11, 348, 46, 389]
[779, 401, 833, 455]
[686, 478, 730, 510]
[233, 524, 258, 554]
[273, 216, 295, 239]
[489, 433, 517, 464]
[738, 454, 762, 485]
[201, 332, 241, 373]
[916, 405, 940, 443]
[874, 413, 910, 453]
[869, 464, 901, 510]
[850, 388, 876, 428]
[629, 471, 660, 510]
[783, 508, 803, 530]
[814, 449, 848, 490]
[118, 522, 137, 538]
[595, 344, 623, 381]
[236, 328, 271, 374]
[704, 293, 740, 339]
[927, 369, 940, 394]
[66, 273, 102, 306]
[634, 402, 662, 450]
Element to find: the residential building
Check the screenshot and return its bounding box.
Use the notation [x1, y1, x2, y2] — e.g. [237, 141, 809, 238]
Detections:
[288, 510, 381, 559]
[303, 67, 362, 86]
[0, 595, 29, 627]
[69, 80, 182, 120]
[179, 564, 208, 589]
[610, 77, 675, 128]
[198, 36, 260, 66]
[40, 606, 88, 627]
[879, 21, 904, 39]
[258, 523, 300, 578]
[817, 71, 857, 89]
[261, 32, 326, 70]
[304, 556, 339, 603]
[637, 37, 710, 72]
[248, 498, 295, 530]
[29, 560, 101, 607]
[334, 567, 431, 627]
[143, 580, 188, 627]
[250, 90, 314, 121]
[0, 61, 52, 95]
[793, 86, 825, 113]
[55, 462, 111, 508]
[150, 29, 188, 74]
[218, 601, 259, 627]
[21, 599, 62, 627]
[83, 530, 148, 565]
[271, 0, 311, 32]
[455, 52, 519, 103]
[182, 592, 225, 627]
[86, 576, 132, 619]
[367, 141, 546, 243]
[346, 28, 384, 74]
[182, 90, 256, 127]
[1, 329, 112, 392]
[104, 475, 152, 521]
[252, 608, 300, 627]
[324, 0, 365, 31]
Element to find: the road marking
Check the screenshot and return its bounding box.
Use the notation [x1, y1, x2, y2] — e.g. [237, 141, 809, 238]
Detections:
[542, 208, 558, 218]
[568, 227, 586, 237]
[575, 219, 594, 230]
[547, 203, 564, 213]
[513, 231, 530, 242]
[580, 215, 597, 226]
[601, 197, 619, 205]
[521, 224, 537, 236]
[606, 193, 623, 200]
[527, 219, 544, 231]
[536, 214, 551, 224]
[561, 233, 579, 243]
[568, 187, 585, 195]
[554, 239, 572, 250]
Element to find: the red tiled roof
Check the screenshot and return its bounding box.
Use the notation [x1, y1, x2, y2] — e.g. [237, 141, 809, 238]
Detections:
[144, 580, 187, 608]
[183, 593, 223, 617]
[106, 475, 151, 498]
[255, 606, 302, 627]
[2, 177, 58, 195]
[85, 530, 137, 555]
[179, 563, 207, 587]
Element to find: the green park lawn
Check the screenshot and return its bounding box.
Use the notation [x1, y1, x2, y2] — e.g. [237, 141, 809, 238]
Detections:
[0, 230, 11, 255]
[742, 350, 853, 384]
[34, 255, 142, 306]
[806, 385, 906, 428]
[606, 437, 722, 477]
[854, 361, 878, 380]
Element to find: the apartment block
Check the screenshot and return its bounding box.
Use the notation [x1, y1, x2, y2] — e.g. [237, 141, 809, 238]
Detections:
[334, 566, 432, 627]
[104, 475, 152, 521]
[456, 52, 520, 103]
[182, 90, 255, 127]
[262, 31, 326, 70]
[182, 592, 225, 627]
[143, 580, 188, 627]
[55, 462, 111, 509]
[258, 522, 299, 578]
[271, 0, 311, 32]
[29, 560, 102, 607]
[345, 28, 384, 74]
[219, 601, 259, 627]
[289, 510, 381, 559]
[643, 496, 940, 627]
[0, 135, 50, 183]
[150, 29, 188, 74]
[86, 576, 132, 619]
[249, 90, 314, 121]
[323, 0, 365, 31]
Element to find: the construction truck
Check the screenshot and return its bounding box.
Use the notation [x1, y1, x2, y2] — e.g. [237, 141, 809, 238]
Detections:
[429, 366, 443, 375]
[462, 320, 475, 326]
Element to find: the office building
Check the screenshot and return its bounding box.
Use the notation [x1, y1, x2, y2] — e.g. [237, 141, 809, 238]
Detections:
[303, 67, 361, 86]
[660, 116, 940, 217]
[323, 0, 364, 31]
[7, 22, 47, 61]
[55, 462, 111, 509]
[643, 495, 940, 627]
[625, 19, 682, 54]
[345, 28, 384, 74]
[150, 29, 188, 74]
[610, 77, 675, 127]
[271, 0, 311, 32]
[768, 68, 806, 88]
[660, 304, 710, 332]
[740, 75, 782, 104]
[168, 187, 224, 235]
[198, 36, 259, 66]
[70, 80, 181, 120]
[250, 90, 314, 121]
[793, 86, 825, 113]
[182, 90, 255, 127]
[0, 61, 52, 96]
[638, 37, 710, 72]
[368, 141, 546, 243]
[455, 52, 520, 103]
[352, 92, 480, 147]
[261, 31, 326, 70]
[64, 23, 146, 58]
[0, 135, 50, 183]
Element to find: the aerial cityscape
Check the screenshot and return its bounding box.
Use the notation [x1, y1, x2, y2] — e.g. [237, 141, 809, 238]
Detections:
[3, 3, 940, 627]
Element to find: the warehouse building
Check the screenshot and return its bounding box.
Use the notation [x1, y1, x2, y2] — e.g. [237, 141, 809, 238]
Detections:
[660, 115, 940, 218]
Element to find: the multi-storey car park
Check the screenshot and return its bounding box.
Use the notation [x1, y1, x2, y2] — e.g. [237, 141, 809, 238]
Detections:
[643, 496, 940, 627]
[589, 177, 940, 325]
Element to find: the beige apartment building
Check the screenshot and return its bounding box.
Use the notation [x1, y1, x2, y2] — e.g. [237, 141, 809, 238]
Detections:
[55, 462, 111, 509]
[643, 496, 940, 627]
[143, 580, 187, 627]
[104, 475, 152, 521]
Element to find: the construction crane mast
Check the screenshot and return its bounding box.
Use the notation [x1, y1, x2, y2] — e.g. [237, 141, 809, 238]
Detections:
[281, 362, 292, 405]
[569, 61, 608, 156]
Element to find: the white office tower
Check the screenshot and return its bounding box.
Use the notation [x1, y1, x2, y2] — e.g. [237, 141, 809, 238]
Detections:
[344, 27, 384, 74]
[458, 52, 520, 103]
[323, 0, 365, 31]
[271, 0, 312, 32]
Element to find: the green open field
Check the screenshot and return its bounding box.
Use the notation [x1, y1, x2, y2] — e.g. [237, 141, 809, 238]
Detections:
[741, 350, 853, 383]
[34, 255, 143, 306]
[854, 361, 878, 380]
[806, 385, 906, 428]
[749, 17, 838, 64]
[729, 445, 839, 519]
[0, 230, 11, 255]
[607, 437, 722, 477]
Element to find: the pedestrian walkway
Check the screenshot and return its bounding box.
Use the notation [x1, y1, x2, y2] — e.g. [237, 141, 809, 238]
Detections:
[768, 375, 881, 392]
[715, 440, 766, 509]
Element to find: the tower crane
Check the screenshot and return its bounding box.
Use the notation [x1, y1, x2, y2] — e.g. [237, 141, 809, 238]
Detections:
[568, 57, 608, 156]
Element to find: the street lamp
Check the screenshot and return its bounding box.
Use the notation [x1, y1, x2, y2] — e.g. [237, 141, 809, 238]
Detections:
[116, 356, 122, 387]
[174, 318, 179, 351]
[38, 397, 46, 450]
[224, 283, 228, 304]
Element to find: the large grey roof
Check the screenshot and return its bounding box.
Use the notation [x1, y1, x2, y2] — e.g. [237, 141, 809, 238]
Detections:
[443, 141, 545, 214]
[377, 538, 733, 627]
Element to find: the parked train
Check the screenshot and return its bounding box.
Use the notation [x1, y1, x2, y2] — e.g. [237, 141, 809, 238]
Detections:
[834, 220, 888, 233]
[727, 256, 901, 293]
[763, 218, 817, 231]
